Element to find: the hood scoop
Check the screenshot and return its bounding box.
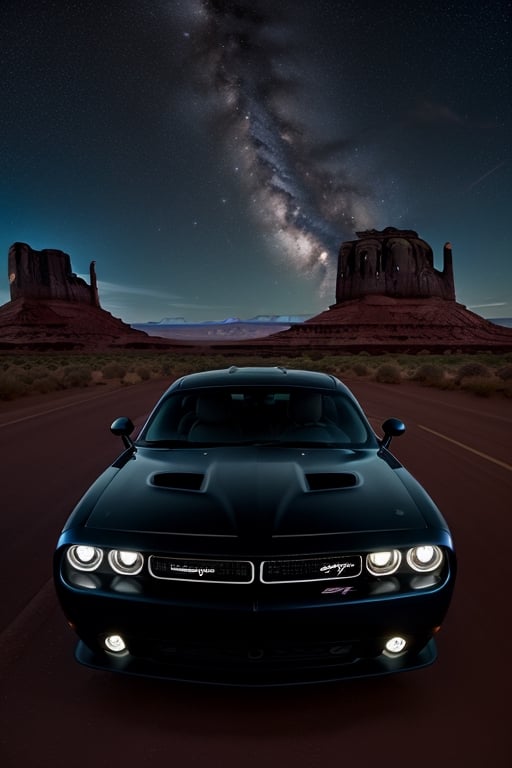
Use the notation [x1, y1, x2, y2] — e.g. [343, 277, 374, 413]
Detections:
[151, 472, 204, 491]
[305, 472, 358, 491]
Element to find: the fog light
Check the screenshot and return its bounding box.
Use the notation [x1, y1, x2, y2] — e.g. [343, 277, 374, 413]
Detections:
[104, 634, 127, 653]
[384, 636, 407, 654]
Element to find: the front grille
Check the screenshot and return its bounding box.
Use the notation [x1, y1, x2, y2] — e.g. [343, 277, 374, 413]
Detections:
[149, 556, 254, 584]
[261, 555, 362, 583]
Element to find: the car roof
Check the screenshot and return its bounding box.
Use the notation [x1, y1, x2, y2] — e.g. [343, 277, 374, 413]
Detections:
[166, 366, 350, 394]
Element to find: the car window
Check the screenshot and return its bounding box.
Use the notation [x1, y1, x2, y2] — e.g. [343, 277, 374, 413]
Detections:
[140, 387, 375, 447]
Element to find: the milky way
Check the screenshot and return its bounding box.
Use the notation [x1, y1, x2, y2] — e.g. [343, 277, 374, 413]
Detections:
[173, 0, 380, 292]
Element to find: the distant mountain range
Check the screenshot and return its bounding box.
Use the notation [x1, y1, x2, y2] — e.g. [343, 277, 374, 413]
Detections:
[131, 314, 313, 340]
[130, 314, 512, 341]
[136, 314, 313, 326]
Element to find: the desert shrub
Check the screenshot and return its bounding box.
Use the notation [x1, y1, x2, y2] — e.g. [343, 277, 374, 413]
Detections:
[27, 365, 52, 380]
[15, 370, 33, 385]
[159, 360, 174, 376]
[374, 363, 402, 384]
[60, 365, 92, 388]
[122, 372, 139, 385]
[496, 365, 512, 381]
[305, 350, 324, 361]
[458, 375, 501, 397]
[0, 373, 28, 400]
[352, 362, 370, 376]
[32, 375, 61, 394]
[136, 366, 151, 381]
[413, 363, 446, 386]
[13, 368, 37, 385]
[455, 362, 490, 384]
[102, 362, 127, 380]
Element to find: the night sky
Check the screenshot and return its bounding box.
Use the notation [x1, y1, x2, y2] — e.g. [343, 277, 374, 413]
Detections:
[1, 0, 510, 323]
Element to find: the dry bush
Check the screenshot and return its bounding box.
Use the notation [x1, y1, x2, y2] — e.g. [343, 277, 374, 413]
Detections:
[32, 375, 61, 394]
[122, 372, 140, 385]
[458, 375, 502, 397]
[159, 360, 174, 376]
[496, 364, 512, 381]
[0, 372, 28, 400]
[352, 362, 370, 376]
[413, 363, 446, 386]
[136, 366, 151, 381]
[60, 365, 92, 388]
[455, 362, 490, 384]
[374, 363, 402, 384]
[102, 362, 127, 380]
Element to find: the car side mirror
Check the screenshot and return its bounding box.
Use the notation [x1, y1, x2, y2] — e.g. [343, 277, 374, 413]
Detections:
[381, 418, 406, 448]
[111, 417, 135, 449]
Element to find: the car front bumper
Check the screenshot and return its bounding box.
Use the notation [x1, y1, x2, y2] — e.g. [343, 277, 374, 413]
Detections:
[57, 582, 451, 685]
[74, 634, 438, 686]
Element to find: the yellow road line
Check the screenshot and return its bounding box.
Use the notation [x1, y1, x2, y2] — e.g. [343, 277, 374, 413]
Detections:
[418, 424, 512, 472]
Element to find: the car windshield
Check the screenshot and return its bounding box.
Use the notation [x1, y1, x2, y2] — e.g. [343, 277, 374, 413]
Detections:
[139, 386, 376, 448]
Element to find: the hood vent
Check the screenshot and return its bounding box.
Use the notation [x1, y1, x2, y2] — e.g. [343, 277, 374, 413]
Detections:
[151, 472, 204, 491]
[305, 473, 358, 491]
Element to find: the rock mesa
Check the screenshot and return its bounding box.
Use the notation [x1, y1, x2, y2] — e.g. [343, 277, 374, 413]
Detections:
[0, 243, 155, 349]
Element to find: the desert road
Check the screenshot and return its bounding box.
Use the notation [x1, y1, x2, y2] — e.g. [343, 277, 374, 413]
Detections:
[0, 377, 510, 768]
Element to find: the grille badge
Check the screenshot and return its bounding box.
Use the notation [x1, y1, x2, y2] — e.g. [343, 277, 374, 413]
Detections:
[261, 555, 362, 584]
[149, 556, 254, 584]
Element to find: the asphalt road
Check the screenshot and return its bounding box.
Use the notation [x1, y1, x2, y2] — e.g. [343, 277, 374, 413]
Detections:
[0, 377, 510, 768]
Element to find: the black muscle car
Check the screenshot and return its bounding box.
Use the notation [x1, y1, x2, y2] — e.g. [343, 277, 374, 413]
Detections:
[54, 366, 456, 685]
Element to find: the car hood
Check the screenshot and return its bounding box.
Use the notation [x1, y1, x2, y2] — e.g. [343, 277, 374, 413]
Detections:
[84, 446, 427, 540]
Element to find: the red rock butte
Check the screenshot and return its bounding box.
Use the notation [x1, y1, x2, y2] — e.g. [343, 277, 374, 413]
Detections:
[0, 242, 155, 349]
[8, 242, 101, 307]
[265, 227, 512, 353]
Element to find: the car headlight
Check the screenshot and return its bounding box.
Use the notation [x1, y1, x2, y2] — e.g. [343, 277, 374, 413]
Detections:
[67, 545, 103, 572]
[407, 545, 443, 572]
[108, 549, 144, 575]
[366, 549, 401, 576]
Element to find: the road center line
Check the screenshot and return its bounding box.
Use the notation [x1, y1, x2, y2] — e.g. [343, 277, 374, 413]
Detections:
[418, 424, 512, 472]
[0, 387, 132, 428]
